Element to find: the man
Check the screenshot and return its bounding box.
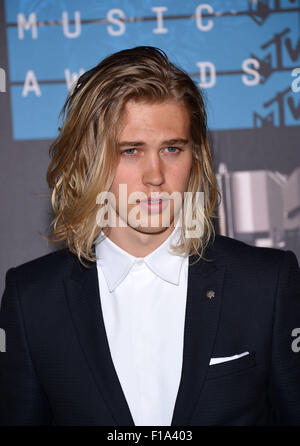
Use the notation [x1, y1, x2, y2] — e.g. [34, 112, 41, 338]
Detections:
[0, 46, 299, 426]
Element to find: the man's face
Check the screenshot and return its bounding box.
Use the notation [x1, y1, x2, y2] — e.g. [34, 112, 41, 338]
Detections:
[108, 99, 193, 235]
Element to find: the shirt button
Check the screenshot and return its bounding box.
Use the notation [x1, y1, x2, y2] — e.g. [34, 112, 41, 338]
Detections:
[135, 259, 144, 265]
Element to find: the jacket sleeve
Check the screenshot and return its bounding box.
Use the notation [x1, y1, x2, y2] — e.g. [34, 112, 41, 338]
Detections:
[0, 268, 53, 425]
[268, 250, 300, 425]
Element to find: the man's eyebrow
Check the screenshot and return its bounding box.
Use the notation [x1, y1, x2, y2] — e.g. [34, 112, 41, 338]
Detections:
[118, 138, 189, 147]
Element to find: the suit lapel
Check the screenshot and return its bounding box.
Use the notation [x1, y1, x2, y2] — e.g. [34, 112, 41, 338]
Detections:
[171, 254, 225, 426]
[64, 253, 135, 426]
[64, 246, 225, 427]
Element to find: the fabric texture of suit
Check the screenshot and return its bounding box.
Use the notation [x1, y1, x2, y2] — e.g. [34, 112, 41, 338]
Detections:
[0, 234, 300, 426]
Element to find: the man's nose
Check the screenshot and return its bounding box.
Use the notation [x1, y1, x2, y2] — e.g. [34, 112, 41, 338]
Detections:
[142, 153, 165, 187]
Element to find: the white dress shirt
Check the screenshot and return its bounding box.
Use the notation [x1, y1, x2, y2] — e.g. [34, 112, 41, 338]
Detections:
[95, 225, 189, 426]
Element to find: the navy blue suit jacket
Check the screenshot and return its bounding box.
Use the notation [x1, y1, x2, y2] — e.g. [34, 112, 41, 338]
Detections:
[0, 235, 300, 426]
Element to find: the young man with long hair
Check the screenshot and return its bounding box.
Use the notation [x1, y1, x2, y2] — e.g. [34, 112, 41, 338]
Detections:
[0, 47, 299, 426]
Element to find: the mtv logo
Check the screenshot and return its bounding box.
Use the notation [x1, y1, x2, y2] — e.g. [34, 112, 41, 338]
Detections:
[253, 111, 275, 128]
[0, 328, 6, 352]
[248, 0, 271, 25]
[250, 53, 272, 83]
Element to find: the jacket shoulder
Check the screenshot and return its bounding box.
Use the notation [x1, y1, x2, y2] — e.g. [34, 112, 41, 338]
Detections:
[7, 248, 75, 287]
[211, 234, 299, 270]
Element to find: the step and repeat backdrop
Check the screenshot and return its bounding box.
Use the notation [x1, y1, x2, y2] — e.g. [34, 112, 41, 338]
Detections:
[0, 0, 299, 291]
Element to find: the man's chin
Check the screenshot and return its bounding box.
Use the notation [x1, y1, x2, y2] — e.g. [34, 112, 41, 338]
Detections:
[129, 224, 173, 235]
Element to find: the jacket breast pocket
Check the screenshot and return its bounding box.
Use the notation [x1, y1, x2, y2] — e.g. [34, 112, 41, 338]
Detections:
[205, 351, 257, 380]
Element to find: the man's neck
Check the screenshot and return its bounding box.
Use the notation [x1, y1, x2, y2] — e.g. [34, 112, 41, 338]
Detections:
[104, 224, 176, 257]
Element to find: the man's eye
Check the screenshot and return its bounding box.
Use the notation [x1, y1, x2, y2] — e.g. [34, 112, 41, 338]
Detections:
[120, 147, 181, 156]
[164, 147, 180, 154]
[121, 148, 137, 155]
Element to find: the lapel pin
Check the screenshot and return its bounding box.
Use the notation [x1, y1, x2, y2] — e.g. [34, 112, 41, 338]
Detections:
[206, 289, 215, 299]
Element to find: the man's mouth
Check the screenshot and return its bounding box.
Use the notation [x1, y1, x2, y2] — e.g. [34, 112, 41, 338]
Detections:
[141, 199, 165, 203]
[138, 197, 170, 213]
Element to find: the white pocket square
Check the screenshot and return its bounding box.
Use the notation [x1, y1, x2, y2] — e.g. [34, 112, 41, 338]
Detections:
[209, 351, 250, 365]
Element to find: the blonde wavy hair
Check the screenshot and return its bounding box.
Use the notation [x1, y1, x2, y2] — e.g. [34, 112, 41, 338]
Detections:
[46, 46, 219, 266]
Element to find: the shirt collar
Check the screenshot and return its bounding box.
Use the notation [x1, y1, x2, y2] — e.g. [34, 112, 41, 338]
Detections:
[95, 222, 185, 292]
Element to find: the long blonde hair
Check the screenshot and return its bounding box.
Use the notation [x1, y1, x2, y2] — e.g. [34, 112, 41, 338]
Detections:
[46, 46, 219, 266]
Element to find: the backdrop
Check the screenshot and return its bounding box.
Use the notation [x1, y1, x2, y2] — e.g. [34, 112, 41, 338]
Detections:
[1, 0, 299, 296]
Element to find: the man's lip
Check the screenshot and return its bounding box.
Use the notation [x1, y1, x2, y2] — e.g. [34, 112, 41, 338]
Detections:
[139, 198, 169, 203]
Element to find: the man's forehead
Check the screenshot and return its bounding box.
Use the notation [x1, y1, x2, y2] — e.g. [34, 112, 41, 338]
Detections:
[115, 99, 192, 147]
[119, 100, 191, 127]
[122, 98, 188, 111]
